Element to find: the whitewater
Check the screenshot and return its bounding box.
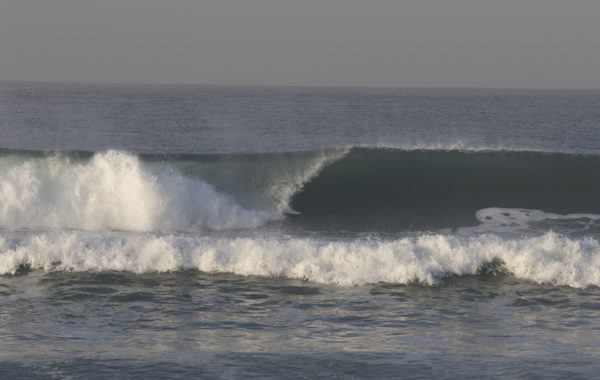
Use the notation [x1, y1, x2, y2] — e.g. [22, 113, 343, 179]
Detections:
[3, 231, 600, 288]
[2, 83, 600, 378]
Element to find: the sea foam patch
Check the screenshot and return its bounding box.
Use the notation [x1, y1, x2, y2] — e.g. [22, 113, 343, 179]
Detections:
[453, 208, 600, 236]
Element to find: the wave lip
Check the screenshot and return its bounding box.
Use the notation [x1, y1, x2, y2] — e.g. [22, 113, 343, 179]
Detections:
[2, 232, 600, 288]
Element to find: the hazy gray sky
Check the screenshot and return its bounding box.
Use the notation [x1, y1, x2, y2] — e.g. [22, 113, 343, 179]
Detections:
[1, 0, 599, 88]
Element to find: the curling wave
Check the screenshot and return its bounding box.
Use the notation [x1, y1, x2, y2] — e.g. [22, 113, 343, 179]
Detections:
[2, 147, 600, 234]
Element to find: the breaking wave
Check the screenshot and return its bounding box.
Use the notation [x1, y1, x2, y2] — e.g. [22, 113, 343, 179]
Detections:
[2, 147, 600, 234]
[2, 147, 600, 288]
[0, 150, 278, 231]
[1, 232, 600, 288]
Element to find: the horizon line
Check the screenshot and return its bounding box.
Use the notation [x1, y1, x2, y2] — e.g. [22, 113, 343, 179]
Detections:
[1, 79, 599, 92]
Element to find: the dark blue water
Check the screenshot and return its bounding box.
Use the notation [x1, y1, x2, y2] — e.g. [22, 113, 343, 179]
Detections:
[1, 82, 600, 378]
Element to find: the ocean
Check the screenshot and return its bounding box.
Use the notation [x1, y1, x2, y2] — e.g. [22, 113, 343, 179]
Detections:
[1, 82, 600, 378]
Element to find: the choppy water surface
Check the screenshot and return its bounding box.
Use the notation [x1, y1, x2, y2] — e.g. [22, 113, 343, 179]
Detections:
[2, 271, 600, 378]
[1, 83, 600, 378]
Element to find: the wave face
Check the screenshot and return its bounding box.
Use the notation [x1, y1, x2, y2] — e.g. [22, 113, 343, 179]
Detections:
[291, 148, 600, 232]
[2, 232, 600, 288]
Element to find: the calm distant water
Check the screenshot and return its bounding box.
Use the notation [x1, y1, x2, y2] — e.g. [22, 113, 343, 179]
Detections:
[1, 82, 600, 378]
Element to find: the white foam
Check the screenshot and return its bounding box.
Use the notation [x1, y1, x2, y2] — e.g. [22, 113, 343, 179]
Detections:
[0, 151, 276, 232]
[453, 207, 600, 235]
[1, 232, 599, 288]
[360, 141, 589, 154]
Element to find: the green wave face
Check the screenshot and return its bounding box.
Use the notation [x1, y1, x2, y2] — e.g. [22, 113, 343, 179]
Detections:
[291, 148, 600, 232]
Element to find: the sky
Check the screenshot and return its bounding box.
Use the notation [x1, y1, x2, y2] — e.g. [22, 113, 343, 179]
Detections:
[0, 0, 599, 89]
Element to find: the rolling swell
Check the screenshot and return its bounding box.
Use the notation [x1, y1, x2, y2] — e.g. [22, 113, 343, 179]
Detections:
[291, 148, 600, 231]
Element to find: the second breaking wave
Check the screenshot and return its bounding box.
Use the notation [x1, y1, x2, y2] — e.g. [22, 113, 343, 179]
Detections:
[1, 231, 599, 288]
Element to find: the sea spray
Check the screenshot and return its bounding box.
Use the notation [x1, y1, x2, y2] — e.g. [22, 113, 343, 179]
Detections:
[0, 151, 275, 231]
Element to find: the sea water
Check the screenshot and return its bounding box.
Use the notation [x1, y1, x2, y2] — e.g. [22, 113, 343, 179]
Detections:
[1, 82, 600, 378]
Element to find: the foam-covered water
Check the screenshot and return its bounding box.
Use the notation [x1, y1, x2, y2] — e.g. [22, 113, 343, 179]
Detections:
[2, 83, 600, 378]
[2, 231, 600, 288]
